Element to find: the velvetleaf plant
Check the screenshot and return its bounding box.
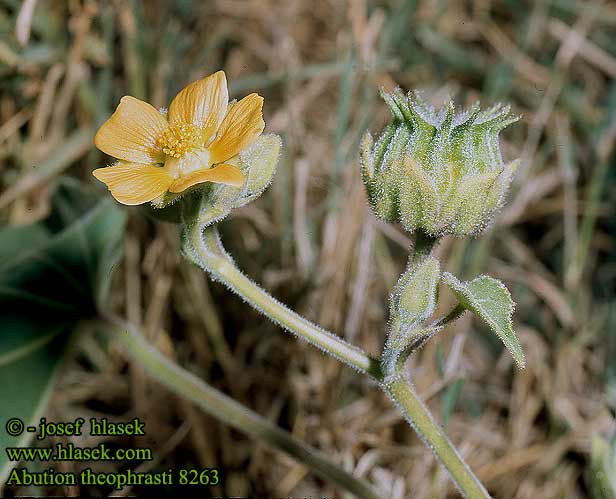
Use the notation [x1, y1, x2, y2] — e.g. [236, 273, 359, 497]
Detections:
[93, 71, 525, 499]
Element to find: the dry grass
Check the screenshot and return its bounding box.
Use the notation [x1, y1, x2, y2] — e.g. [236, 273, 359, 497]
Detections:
[1, 0, 615, 497]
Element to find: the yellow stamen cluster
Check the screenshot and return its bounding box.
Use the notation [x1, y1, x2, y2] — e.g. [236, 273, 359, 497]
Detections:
[157, 123, 201, 159]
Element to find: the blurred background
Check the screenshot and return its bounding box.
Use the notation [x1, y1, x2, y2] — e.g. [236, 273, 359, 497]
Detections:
[1, 0, 615, 497]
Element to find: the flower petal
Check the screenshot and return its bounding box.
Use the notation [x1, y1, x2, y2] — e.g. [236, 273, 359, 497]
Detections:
[92, 162, 173, 205]
[94, 96, 168, 164]
[168, 163, 245, 193]
[168, 71, 228, 143]
[208, 93, 265, 164]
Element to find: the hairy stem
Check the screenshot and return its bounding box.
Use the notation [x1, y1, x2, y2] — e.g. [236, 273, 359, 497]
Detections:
[384, 373, 490, 499]
[107, 316, 383, 499]
[184, 223, 383, 380]
[183, 222, 490, 498]
[431, 304, 466, 329]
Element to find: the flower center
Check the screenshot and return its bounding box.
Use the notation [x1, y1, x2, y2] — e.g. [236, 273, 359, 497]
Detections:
[157, 123, 201, 159]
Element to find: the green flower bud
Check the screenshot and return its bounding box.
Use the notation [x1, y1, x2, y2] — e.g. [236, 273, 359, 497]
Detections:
[232, 133, 282, 208]
[141, 134, 282, 225]
[393, 256, 440, 334]
[383, 256, 441, 373]
[361, 89, 519, 237]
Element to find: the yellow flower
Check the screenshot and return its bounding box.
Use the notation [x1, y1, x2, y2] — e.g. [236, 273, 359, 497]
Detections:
[92, 70, 265, 206]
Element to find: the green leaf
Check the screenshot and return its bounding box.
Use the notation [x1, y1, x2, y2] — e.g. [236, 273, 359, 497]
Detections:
[442, 272, 525, 368]
[0, 178, 126, 483]
[0, 324, 74, 485]
[0, 224, 50, 262]
[0, 179, 126, 310]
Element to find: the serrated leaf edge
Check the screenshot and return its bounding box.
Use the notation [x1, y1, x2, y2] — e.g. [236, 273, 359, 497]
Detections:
[442, 272, 525, 368]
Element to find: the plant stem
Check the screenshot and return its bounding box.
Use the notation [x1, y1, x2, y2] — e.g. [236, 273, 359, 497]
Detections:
[184, 223, 491, 498]
[384, 373, 490, 499]
[184, 223, 383, 380]
[431, 304, 467, 329]
[107, 316, 383, 499]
